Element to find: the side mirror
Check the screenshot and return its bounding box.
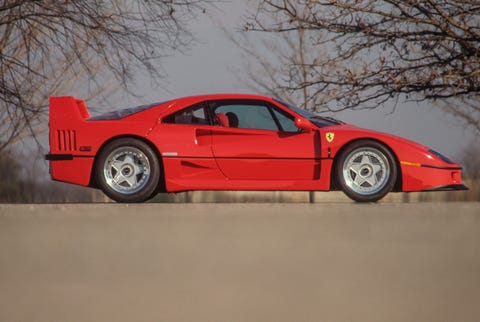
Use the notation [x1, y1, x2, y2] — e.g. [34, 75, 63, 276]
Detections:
[294, 117, 316, 132]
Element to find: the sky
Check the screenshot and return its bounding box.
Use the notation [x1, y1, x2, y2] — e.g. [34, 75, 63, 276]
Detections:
[11, 0, 475, 188]
[100, 1, 476, 160]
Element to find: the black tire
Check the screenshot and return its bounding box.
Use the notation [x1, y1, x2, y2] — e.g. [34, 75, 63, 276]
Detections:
[94, 138, 161, 203]
[335, 140, 397, 202]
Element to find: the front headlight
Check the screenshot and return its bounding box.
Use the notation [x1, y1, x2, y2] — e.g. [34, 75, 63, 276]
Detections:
[428, 149, 454, 164]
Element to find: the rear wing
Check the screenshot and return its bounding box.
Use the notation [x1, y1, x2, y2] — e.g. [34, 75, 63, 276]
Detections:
[50, 96, 90, 123]
[48, 96, 90, 155]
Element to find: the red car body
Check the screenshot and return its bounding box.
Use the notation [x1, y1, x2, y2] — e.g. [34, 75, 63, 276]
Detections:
[46, 94, 467, 202]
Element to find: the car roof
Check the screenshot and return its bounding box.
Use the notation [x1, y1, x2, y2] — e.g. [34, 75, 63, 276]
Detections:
[185, 93, 272, 100]
[170, 93, 274, 104]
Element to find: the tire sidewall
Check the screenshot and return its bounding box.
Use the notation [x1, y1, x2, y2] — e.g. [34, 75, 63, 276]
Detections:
[336, 140, 397, 202]
[94, 138, 160, 203]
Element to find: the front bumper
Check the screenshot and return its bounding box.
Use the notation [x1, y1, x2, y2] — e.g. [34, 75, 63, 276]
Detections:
[400, 161, 467, 192]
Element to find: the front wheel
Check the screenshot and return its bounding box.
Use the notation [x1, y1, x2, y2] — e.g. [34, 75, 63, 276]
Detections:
[336, 140, 397, 202]
[94, 138, 161, 203]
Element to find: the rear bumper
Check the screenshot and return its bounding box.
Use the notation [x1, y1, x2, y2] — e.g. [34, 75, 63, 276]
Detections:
[45, 155, 94, 186]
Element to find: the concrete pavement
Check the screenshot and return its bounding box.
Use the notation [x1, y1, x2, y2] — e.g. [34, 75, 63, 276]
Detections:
[1, 203, 479, 322]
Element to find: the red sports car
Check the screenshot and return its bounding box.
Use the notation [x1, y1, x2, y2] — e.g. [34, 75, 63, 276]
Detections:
[46, 94, 468, 203]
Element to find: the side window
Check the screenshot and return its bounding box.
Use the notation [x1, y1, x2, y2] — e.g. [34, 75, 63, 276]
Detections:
[214, 103, 279, 131]
[163, 103, 209, 125]
[272, 108, 298, 132]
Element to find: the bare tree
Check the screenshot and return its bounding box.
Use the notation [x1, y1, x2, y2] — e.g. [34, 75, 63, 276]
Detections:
[246, 0, 480, 132]
[438, 96, 480, 131]
[460, 140, 480, 178]
[231, 26, 329, 112]
[0, 0, 209, 151]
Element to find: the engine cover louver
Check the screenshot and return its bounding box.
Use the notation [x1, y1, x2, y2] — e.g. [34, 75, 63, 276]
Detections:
[56, 130, 77, 152]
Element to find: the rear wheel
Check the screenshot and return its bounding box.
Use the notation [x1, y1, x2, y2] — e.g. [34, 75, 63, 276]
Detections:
[336, 140, 397, 202]
[94, 138, 160, 203]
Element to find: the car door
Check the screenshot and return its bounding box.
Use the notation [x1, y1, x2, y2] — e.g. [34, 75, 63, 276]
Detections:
[151, 102, 224, 186]
[209, 99, 320, 181]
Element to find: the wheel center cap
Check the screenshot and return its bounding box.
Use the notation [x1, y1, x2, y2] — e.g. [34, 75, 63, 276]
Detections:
[122, 164, 134, 177]
[360, 165, 372, 177]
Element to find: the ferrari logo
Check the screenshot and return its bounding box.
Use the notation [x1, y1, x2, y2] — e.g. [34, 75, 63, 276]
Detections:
[325, 132, 335, 143]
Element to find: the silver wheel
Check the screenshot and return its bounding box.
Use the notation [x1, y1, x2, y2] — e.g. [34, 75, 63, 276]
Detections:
[342, 147, 390, 196]
[103, 146, 151, 195]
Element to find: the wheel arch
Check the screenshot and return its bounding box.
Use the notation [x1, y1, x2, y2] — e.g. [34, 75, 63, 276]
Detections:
[330, 138, 403, 192]
[89, 134, 166, 193]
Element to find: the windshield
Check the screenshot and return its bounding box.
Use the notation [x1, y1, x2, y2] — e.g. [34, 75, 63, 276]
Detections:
[274, 99, 344, 127]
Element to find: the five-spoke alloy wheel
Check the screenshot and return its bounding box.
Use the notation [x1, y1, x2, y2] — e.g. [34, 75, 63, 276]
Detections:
[95, 138, 161, 203]
[336, 140, 397, 202]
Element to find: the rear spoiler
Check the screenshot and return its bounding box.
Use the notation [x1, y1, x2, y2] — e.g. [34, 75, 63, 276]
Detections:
[48, 96, 90, 155]
[50, 96, 90, 123]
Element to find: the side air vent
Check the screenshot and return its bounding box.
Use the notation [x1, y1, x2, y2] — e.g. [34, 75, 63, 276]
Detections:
[56, 130, 77, 152]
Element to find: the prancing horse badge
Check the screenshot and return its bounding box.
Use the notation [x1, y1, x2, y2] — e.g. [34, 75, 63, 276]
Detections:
[325, 132, 335, 143]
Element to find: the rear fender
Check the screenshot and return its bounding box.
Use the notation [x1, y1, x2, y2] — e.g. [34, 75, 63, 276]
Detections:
[49, 96, 90, 155]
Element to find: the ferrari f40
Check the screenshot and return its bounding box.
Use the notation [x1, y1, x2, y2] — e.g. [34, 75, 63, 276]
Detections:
[46, 94, 468, 202]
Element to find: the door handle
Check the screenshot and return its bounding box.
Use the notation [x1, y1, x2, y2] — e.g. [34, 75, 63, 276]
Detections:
[194, 128, 212, 145]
